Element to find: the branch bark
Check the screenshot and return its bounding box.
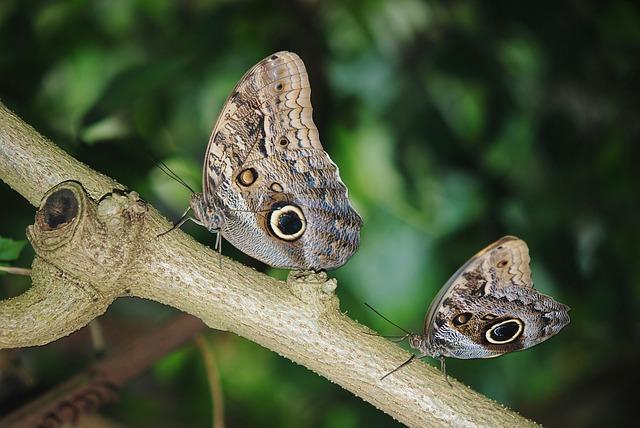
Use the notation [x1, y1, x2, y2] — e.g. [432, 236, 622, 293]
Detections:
[0, 102, 537, 427]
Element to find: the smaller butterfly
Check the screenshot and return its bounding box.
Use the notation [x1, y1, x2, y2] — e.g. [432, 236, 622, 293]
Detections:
[163, 51, 362, 270]
[369, 236, 570, 380]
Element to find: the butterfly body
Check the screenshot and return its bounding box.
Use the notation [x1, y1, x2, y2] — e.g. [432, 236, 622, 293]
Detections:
[190, 52, 361, 270]
[406, 236, 570, 361]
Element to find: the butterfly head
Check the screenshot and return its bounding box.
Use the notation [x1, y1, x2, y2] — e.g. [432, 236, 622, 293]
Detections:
[408, 334, 426, 352]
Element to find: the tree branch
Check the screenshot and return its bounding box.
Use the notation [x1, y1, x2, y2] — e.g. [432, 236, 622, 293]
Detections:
[0, 102, 536, 427]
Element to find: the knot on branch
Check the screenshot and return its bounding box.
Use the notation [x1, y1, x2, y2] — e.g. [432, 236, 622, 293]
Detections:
[27, 181, 148, 296]
[287, 270, 339, 312]
[0, 181, 151, 348]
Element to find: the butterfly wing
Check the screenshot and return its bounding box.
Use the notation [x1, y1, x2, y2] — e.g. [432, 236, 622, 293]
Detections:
[201, 51, 361, 269]
[421, 236, 570, 359]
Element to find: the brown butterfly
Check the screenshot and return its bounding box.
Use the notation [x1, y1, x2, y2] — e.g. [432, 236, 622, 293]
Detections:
[167, 52, 362, 270]
[371, 236, 570, 379]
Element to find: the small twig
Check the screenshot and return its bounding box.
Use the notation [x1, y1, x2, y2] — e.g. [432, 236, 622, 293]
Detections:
[195, 334, 226, 428]
[88, 320, 106, 356]
[0, 314, 206, 428]
[0, 266, 31, 276]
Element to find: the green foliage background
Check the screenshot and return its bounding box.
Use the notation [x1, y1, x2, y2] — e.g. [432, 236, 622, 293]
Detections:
[1, 1, 639, 426]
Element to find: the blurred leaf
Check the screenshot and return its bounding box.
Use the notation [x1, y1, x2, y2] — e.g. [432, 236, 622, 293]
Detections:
[330, 52, 397, 112]
[425, 72, 486, 143]
[0, 237, 26, 261]
[81, 114, 131, 144]
[37, 45, 143, 138]
[363, 0, 431, 56]
[484, 113, 543, 192]
[498, 35, 544, 109]
[154, 347, 192, 384]
[323, 405, 360, 428]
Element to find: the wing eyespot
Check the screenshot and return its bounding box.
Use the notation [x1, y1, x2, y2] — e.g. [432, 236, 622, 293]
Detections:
[497, 260, 508, 268]
[268, 203, 306, 241]
[452, 312, 473, 327]
[275, 83, 284, 91]
[236, 168, 258, 187]
[270, 54, 279, 60]
[278, 138, 289, 147]
[485, 319, 524, 344]
[270, 182, 284, 192]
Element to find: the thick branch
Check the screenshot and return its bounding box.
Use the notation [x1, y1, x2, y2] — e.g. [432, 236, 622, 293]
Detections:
[0, 102, 536, 427]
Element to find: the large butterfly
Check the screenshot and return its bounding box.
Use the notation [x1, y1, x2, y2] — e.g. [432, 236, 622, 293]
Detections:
[181, 51, 361, 270]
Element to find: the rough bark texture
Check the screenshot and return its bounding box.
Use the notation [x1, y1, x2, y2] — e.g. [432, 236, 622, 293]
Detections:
[0, 102, 537, 427]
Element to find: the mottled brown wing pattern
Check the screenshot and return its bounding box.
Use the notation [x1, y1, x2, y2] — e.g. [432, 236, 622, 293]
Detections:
[202, 52, 322, 202]
[483, 236, 532, 291]
[231, 148, 360, 269]
[417, 236, 570, 359]
[192, 51, 361, 270]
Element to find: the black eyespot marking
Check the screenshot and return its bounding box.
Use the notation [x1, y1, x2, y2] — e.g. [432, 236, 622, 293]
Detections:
[490, 322, 519, 340]
[275, 83, 283, 91]
[452, 312, 472, 327]
[268, 203, 306, 241]
[236, 168, 258, 186]
[270, 55, 278, 60]
[497, 246, 503, 250]
[481, 314, 498, 321]
[279, 138, 289, 147]
[485, 319, 523, 344]
[497, 260, 508, 268]
[279, 211, 302, 234]
[276, 98, 281, 105]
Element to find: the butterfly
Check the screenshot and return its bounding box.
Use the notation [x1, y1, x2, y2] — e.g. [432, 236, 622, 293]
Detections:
[167, 51, 362, 270]
[371, 236, 570, 379]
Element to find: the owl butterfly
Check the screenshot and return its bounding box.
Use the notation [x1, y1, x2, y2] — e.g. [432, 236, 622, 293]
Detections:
[169, 51, 361, 270]
[374, 236, 570, 379]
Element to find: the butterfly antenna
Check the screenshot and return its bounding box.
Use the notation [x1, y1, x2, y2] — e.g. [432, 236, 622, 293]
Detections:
[156, 157, 197, 194]
[143, 149, 197, 194]
[364, 303, 411, 335]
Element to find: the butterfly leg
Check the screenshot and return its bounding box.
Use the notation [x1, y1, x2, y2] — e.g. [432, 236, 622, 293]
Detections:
[214, 229, 223, 268]
[439, 356, 452, 387]
[380, 354, 416, 381]
[363, 331, 410, 343]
